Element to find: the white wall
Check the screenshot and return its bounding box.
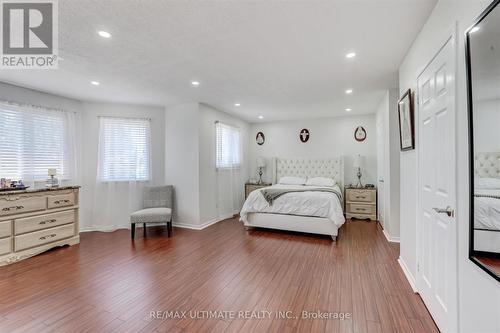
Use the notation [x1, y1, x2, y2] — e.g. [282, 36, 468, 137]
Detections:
[165, 103, 200, 225]
[165, 103, 250, 227]
[399, 1, 500, 332]
[474, 99, 500, 152]
[79, 102, 165, 231]
[249, 115, 377, 186]
[376, 89, 400, 241]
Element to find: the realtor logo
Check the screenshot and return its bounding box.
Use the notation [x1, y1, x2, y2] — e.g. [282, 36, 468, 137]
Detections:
[1, 0, 58, 68]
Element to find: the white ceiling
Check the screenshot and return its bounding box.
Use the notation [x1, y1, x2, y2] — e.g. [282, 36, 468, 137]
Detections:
[0, 0, 437, 122]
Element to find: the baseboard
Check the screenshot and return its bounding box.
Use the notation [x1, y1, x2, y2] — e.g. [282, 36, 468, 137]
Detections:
[173, 212, 237, 230]
[398, 257, 418, 293]
[382, 229, 400, 243]
[80, 225, 130, 232]
[81, 213, 236, 233]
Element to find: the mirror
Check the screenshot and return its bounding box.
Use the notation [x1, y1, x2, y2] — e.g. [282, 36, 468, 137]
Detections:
[467, 0, 500, 282]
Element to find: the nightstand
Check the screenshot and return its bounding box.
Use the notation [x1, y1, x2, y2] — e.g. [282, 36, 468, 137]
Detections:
[245, 183, 271, 199]
[345, 187, 377, 220]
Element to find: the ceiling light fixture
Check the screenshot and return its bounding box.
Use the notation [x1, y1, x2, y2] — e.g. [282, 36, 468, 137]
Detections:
[345, 52, 356, 58]
[345, 89, 353, 94]
[98, 30, 112, 38]
[191, 81, 200, 86]
[345, 108, 352, 112]
[470, 26, 480, 33]
[258, 115, 264, 119]
[234, 103, 241, 107]
[91, 81, 100, 86]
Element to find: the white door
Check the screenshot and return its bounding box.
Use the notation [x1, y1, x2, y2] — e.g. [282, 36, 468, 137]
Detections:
[376, 115, 385, 226]
[417, 35, 457, 333]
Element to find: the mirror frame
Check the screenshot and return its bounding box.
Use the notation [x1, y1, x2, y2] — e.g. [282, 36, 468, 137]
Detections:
[466, 0, 500, 282]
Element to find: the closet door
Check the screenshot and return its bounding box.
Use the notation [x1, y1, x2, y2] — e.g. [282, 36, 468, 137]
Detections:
[376, 114, 386, 227]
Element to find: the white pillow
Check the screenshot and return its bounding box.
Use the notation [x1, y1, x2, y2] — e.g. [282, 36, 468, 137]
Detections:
[278, 176, 307, 185]
[475, 177, 500, 189]
[305, 177, 336, 187]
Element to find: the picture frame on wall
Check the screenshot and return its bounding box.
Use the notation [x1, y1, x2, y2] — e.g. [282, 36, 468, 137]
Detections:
[398, 89, 415, 151]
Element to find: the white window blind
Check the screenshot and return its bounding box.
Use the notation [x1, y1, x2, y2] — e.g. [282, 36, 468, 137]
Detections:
[98, 117, 151, 181]
[0, 103, 75, 181]
[216, 122, 241, 169]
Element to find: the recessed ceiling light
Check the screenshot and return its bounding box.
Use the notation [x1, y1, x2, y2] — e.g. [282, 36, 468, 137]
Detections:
[470, 26, 480, 33]
[98, 30, 112, 39]
[191, 81, 200, 86]
[345, 108, 352, 112]
[258, 115, 264, 119]
[345, 52, 356, 58]
[91, 81, 100, 86]
[234, 103, 241, 107]
[345, 89, 353, 94]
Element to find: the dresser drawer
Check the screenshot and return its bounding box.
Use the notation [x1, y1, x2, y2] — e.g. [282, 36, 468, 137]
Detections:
[347, 203, 376, 215]
[0, 221, 11, 238]
[0, 196, 47, 217]
[15, 223, 74, 252]
[15, 210, 76, 235]
[0, 237, 11, 255]
[47, 193, 75, 209]
[346, 189, 375, 203]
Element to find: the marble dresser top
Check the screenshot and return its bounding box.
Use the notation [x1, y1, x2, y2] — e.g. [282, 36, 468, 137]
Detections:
[0, 185, 80, 196]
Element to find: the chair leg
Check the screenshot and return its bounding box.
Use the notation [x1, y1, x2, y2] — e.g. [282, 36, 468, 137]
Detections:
[143, 223, 147, 238]
[131, 223, 136, 239]
[168, 220, 172, 237]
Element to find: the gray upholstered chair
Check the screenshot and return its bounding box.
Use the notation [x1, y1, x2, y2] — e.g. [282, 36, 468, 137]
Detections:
[130, 185, 174, 239]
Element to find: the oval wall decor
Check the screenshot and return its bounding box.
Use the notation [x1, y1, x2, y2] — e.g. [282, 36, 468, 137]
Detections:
[299, 129, 310, 143]
[256, 132, 265, 145]
[354, 126, 367, 142]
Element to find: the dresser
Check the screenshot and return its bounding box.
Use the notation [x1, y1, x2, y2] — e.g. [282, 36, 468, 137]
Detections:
[245, 183, 271, 199]
[345, 187, 377, 220]
[0, 186, 80, 266]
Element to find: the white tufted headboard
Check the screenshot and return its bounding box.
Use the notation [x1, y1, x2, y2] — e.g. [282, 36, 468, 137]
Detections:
[272, 157, 344, 188]
[475, 152, 500, 178]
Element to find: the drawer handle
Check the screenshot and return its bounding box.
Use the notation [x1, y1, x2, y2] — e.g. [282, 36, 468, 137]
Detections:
[355, 196, 366, 199]
[53, 199, 70, 205]
[2, 205, 24, 211]
[355, 208, 366, 211]
[39, 233, 57, 241]
[39, 219, 57, 225]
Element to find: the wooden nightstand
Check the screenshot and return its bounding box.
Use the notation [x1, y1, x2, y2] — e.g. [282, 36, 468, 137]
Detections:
[345, 187, 377, 220]
[245, 183, 271, 199]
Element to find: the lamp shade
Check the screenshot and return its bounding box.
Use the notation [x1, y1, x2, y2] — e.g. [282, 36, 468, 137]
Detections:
[353, 155, 363, 168]
[257, 157, 266, 168]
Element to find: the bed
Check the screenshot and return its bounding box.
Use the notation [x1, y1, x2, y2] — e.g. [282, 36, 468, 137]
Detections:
[474, 153, 500, 253]
[240, 157, 345, 241]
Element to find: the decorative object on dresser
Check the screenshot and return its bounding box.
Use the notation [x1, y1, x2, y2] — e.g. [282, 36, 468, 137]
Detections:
[353, 154, 364, 188]
[245, 182, 271, 199]
[398, 89, 415, 151]
[46, 168, 59, 187]
[130, 185, 174, 239]
[0, 186, 80, 266]
[345, 186, 377, 220]
[354, 126, 367, 142]
[256, 132, 265, 145]
[257, 157, 266, 184]
[299, 129, 310, 143]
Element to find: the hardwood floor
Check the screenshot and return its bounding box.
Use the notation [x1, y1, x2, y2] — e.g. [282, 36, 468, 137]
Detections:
[0, 218, 438, 333]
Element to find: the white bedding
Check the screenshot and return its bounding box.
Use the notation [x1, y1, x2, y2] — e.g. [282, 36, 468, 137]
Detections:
[474, 189, 500, 231]
[240, 184, 345, 228]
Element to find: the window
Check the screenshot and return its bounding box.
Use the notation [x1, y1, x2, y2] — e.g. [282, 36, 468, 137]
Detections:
[98, 117, 151, 181]
[216, 122, 241, 169]
[0, 103, 75, 181]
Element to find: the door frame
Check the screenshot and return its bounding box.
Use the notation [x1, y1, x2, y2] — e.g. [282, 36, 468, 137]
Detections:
[415, 25, 459, 332]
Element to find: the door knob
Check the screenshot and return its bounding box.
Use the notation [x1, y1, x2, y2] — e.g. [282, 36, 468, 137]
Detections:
[432, 206, 454, 217]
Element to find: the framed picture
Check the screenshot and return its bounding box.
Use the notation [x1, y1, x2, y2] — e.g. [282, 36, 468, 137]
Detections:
[299, 129, 310, 143]
[256, 132, 265, 145]
[354, 126, 366, 142]
[398, 89, 415, 151]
